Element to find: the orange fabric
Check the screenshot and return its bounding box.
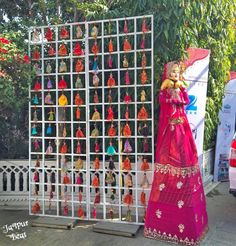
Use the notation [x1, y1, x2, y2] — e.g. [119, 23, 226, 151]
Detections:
[32, 202, 40, 214]
[60, 27, 69, 39]
[123, 123, 131, 137]
[92, 175, 99, 188]
[75, 59, 84, 72]
[107, 75, 116, 87]
[91, 41, 99, 55]
[141, 70, 148, 84]
[140, 191, 146, 206]
[76, 128, 85, 138]
[48, 45, 55, 56]
[123, 193, 133, 205]
[108, 125, 116, 136]
[78, 206, 85, 218]
[63, 175, 70, 184]
[123, 157, 132, 170]
[74, 93, 83, 106]
[141, 159, 150, 171]
[32, 50, 40, 60]
[94, 157, 100, 170]
[76, 107, 81, 120]
[123, 38, 131, 51]
[73, 43, 83, 56]
[138, 106, 148, 120]
[58, 44, 67, 56]
[109, 38, 114, 53]
[60, 142, 68, 154]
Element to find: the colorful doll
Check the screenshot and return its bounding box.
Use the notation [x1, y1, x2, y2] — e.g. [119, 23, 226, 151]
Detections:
[94, 157, 100, 170]
[95, 141, 100, 153]
[75, 75, 83, 88]
[76, 173, 83, 185]
[76, 107, 81, 120]
[76, 140, 81, 154]
[105, 171, 115, 184]
[139, 123, 149, 137]
[60, 27, 69, 39]
[75, 59, 84, 72]
[31, 124, 37, 135]
[58, 76, 67, 89]
[91, 25, 98, 38]
[63, 173, 70, 184]
[108, 156, 115, 170]
[91, 40, 99, 55]
[123, 122, 131, 137]
[45, 27, 53, 41]
[123, 156, 132, 171]
[46, 62, 52, 73]
[124, 19, 128, 33]
[75, 157, 83, 170]
[91, 108, 101, 120]
[108, 38, 113, 53]
[123, 191, 133, 205]
[108, 123, 116, 137]
[123, 139, 132, 153]
[60, 141, 68, 154]
[32, 201, 40, 214]
[107, 73, 116, 87]
[143, 138, 149, 152]
[141, 69, 148, 84]
[137, 105, 148, 120]
[123, 55, 129, 68]
[46, 141, 53, 154]
[106, 106, 114, 121]
[93, 90, 99, 103]
[58, 43, 67, 56]
[92, 57, 99, 73]
[59, 60, 67, 73]
[91, 124, 99, 137]
[45, 92, 53, 105]
[48, 45, 55, 56]
[33, 94, 39, 105]
[34, 80, 41, 90]
[76, 25, 83, 38]
[33, 139, 40, 150]
[73, 42, 83, 56]
[32, 48, 40, 60]
[33, 108, 38, 122]
[141, 52, 147, 68]
[76, 126, 85, 138]
[140, 191, 146, 206]
[48, 108, 55, 121]
[107, 89, 112, 103]
[92, 173, 99, 188]
[74, 92, 83, 106]
[47, 78, 53, 89]
[142, 18, 149, 33]
[58, 93, 68, 106]
[140, 90, 146, 102]
[108, 55, 113, 68]
[123, 37, 132, 51]
[107, 142, 116, 155]
[78, 206, 85, 218]
[62, 124, 67, 138]
[124, 91, 132, 103]
[32, 29, 40, 42]
[125, 70, 130, 85]
[93, 74, 100, 87]
[141, 34, 145, 49]
[125, 174, 133, 187]
[141, 158, 150, 171]
[125, 106, 129, 121]
[46, 124, 52, 135]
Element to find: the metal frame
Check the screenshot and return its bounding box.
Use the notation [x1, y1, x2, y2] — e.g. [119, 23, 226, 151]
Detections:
[29, 15, 154, 225]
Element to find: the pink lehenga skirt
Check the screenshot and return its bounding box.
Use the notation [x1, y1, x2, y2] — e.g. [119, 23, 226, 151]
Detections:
[144, 117, 208, 245]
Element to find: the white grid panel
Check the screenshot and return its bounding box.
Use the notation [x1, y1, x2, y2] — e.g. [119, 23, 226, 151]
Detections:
[29, 15, 154, 225]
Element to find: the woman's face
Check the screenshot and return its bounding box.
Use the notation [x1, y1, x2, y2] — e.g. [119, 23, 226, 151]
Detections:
[169, 64, 180, 81]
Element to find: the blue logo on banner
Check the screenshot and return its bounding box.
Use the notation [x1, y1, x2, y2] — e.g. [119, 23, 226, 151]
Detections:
[186, 95, 197, 114]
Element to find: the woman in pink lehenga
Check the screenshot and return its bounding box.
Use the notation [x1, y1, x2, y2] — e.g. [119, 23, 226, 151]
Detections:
[144, 62, 208, 245]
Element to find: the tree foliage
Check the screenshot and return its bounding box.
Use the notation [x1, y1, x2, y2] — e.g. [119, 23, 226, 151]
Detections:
[0, 0, 235, 158]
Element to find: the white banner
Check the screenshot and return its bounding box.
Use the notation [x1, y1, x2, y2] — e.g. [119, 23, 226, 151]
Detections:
[214, 73, 236, 181]
[183, 48, 210, 177]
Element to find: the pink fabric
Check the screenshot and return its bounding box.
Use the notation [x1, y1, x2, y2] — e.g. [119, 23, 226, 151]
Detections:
[144, 87, 208, 245]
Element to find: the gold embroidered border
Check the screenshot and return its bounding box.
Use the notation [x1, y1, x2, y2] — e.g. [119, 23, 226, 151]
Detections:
[155, 163, 200, 178]
[144, 226, 208, 246]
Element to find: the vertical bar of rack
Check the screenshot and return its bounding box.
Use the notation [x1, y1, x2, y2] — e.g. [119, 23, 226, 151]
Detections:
[70, 24, 74, 218]
[151, 15, 154, 181]
[41, 27, 45, 215]
[116, 19, 122, 222]
[84, 21, 90, 220]
[28, 29, 32, 214]
[134, 17, 138, 223]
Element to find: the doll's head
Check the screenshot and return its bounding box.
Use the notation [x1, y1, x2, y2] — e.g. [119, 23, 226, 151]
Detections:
[161, 61, 184, 89]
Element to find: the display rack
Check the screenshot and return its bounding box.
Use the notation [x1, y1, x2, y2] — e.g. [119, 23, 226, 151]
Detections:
[29, 15, 154, 225]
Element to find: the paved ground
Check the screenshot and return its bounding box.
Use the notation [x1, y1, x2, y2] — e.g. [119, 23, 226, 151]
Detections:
[0, 182, 236, 246]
